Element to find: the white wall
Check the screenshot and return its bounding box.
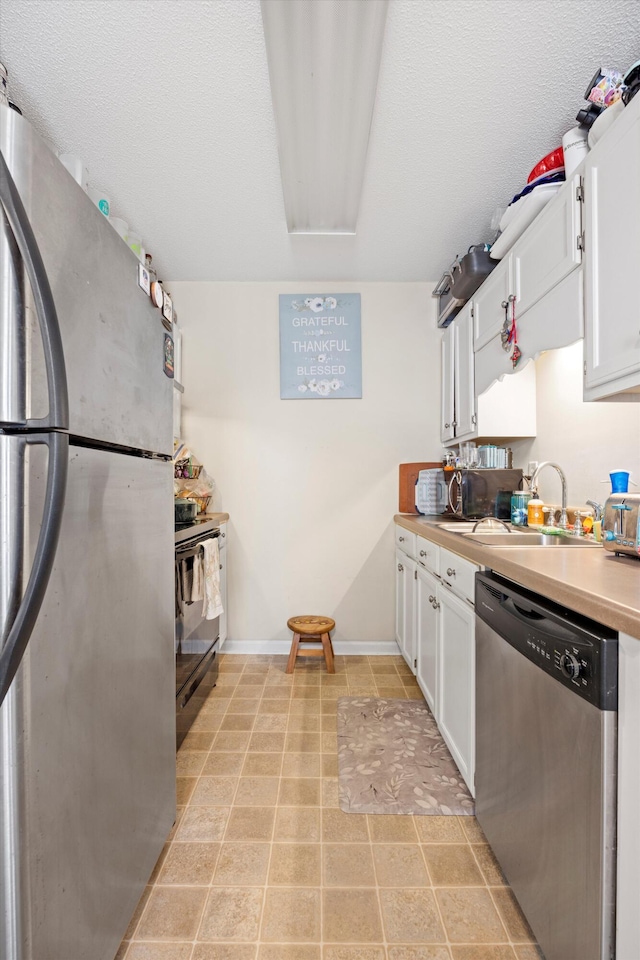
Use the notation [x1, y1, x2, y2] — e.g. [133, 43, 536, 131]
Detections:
[510, 341, 640, 507]
[171, 282, 441, 646]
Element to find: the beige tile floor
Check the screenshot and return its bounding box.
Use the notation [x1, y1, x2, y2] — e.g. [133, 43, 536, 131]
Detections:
[118, 654, 542, 960]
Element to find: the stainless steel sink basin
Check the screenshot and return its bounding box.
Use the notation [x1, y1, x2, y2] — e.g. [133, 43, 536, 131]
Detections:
[438, 522, 481, 532]
[462, 532, 601, 547]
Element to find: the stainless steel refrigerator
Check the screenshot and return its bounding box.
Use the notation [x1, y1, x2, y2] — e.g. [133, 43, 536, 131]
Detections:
[0, 105, 176, 959]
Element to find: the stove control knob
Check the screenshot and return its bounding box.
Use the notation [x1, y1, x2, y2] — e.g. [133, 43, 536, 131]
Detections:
[560, 653, 581, 680]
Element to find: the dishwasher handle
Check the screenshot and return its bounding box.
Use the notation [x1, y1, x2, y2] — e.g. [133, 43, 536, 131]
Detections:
[501, 596, 577, 644]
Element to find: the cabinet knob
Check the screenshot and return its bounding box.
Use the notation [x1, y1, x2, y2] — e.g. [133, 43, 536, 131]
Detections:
[419, 549, 427, 557]
[428, 594, 435, 603]
[398, 563, 403, 572]
[398, 535, 404, 542]
[444, 422, 450, 429]
[221, 531, 226, 537]
[219, 563, 223, 570]
[446, 567, 456, 577]
[432, 599, 440, 610]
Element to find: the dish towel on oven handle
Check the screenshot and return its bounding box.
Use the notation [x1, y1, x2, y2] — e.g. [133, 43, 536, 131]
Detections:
[200, 537, 224, 620]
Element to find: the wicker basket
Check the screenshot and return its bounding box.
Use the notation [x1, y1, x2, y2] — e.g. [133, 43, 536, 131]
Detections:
[188, 495, 211, 515]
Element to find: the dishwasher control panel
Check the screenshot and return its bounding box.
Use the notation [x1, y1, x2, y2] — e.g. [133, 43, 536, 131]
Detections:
[476, 571, 618, 711]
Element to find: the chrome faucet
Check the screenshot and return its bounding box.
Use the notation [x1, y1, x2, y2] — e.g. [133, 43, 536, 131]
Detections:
[586, 499, 604, 521]
[531, 461, 569, 529]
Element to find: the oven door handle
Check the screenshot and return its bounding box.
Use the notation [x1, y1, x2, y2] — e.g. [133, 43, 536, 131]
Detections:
[176, 533, 220, 561]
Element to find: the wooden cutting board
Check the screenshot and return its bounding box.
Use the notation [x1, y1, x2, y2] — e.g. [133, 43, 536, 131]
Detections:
[399, 462, 442, 513]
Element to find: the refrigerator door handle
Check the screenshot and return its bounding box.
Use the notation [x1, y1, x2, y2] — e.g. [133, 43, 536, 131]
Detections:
[0, 431, 68, 706]
[0, 149, 69, 431]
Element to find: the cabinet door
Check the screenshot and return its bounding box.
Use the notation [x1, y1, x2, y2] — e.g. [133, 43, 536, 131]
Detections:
[396, 553, 417, 674]
[512, 176, 582, 319]
[395, 549, 406, 649]
[473, 256, 511, 351]
[218, 543, 227, 648]
[584, 105, 640, 396]
[416, 566, 440, 714]
[402, 556, 417, 674]
[441, 324, 455, 443]
[437, 585, 475, 795]
[453, 303, 476, 439]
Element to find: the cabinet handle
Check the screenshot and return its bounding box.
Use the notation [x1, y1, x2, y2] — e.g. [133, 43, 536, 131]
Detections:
[219, 563, 223, 570]
[444, 423, 450, 429]
[428, 595, 435, 603]
[432, 600, 440, 610]
[419, 550, 427, 557]
[398, 563, 403, 572]
[446, 567, 456, 577]
[399, 536, 405, 542]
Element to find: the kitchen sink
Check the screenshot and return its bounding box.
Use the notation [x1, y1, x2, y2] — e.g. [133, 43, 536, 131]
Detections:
[462, 532, 601, 547]
[438, 522, 482, 532]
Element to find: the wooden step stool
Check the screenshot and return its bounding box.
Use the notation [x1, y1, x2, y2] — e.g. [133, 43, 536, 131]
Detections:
[286, 615, 335, 674]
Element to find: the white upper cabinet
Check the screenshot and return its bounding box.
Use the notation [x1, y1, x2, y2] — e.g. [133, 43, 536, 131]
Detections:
[473, 172, 585, 395]
[442, 302, 536, 446]
[512, 174, 583, 319]
[472, 256, 512, 351]
[583, 95, 640, 400]
[454, 303, 476, 439]
[441, 323, 456, 444]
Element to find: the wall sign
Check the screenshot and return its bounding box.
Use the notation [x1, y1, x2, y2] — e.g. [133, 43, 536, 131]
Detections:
[279, 293, 362, 399]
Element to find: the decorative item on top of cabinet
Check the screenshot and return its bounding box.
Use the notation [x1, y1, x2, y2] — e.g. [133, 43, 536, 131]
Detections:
[583, 90, 640, 400]
[441, 301, 536, 446]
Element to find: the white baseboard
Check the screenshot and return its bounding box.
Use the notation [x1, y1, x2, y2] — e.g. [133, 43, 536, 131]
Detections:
[220, 639, 401, 657]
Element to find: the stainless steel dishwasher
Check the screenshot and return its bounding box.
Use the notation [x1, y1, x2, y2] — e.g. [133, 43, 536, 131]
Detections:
[475, 571, 618, 960]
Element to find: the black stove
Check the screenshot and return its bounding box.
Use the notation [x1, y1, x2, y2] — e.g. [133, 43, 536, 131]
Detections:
[174, 516, 220, 545]
[174, 518, 222, 745]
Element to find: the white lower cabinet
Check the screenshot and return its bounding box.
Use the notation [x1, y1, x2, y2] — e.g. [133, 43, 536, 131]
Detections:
[436, 584, 475, 794]
[218, 534, 227, 648]
[395, 549, 417, 674]
[395, 525, 477, 794]
[416, 565, 439, 713]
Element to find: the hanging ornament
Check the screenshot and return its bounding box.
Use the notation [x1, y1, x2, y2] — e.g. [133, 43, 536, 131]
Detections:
[508, 295, 521, 368]
[500, 300, 511, 352]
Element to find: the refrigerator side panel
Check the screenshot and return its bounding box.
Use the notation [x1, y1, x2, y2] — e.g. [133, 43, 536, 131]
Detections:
[18, 444, 175, 960]
[0, 106, 172, 455]
[0, 434, 27, 958]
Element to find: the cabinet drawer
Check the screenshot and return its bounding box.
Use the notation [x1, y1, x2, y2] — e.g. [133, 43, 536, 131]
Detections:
[416, 536, 440, 576]
[395, 526, 417, 557]
[440, 547, 479, 604]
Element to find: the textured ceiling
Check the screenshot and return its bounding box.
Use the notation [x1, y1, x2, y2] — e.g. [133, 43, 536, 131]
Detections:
[0, 0, 638, 282]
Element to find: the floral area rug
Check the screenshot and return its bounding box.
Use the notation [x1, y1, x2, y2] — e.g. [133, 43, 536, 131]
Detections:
[337, 696, 475, 816]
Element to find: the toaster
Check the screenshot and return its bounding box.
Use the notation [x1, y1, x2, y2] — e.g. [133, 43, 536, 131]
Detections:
[602, 494, 640, 558]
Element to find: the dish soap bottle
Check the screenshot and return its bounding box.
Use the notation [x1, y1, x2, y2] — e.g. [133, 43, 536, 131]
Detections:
[527, 498, 545, 527]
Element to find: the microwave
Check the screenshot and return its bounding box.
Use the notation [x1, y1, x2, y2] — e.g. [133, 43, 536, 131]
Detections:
[446, 468, 524, 520]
